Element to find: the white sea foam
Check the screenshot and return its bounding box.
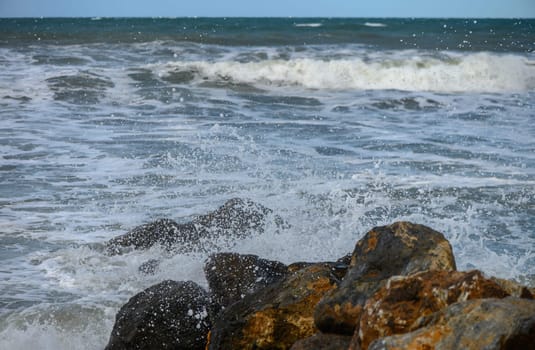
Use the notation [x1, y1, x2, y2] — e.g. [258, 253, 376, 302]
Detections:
[364, 22, 387, 27]
[1, 32, 534, 350]
[159, 52, 535, 93]
[294, 23, 323, 28]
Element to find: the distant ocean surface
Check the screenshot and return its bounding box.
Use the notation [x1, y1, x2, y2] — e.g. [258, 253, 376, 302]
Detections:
[1, 17, 534, 349]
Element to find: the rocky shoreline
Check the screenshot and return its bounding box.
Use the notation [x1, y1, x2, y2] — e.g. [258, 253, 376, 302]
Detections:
[104, 199, 535, 350]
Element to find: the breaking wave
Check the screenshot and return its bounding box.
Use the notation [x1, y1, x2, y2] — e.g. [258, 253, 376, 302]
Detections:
[294, 23, 323, 28]
[364, 22, 387, 27]
[156, 52, 535, 93]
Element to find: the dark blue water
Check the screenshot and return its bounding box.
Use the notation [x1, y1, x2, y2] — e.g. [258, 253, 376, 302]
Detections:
[0, 18, 534, 349]
[1, 18, 534, 52]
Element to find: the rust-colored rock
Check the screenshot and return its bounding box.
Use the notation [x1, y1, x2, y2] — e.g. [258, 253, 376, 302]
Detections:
[368, 297, 535, 350]
[315, 222, 456, 335]
[491, 276, 534, 299]
[358, 270, 513, 349]
[207, 263, 340, 350]
[290, 333, 352, 350]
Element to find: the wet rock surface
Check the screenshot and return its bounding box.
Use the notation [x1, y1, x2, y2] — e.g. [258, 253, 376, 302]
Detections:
[207, 263, 340, 350]
[357, 269, 516, 349]
[315, 221, 457, 335]
[204, 252, 289, 310]
[106, 198, 273, 254]
[289, 333, 352, 350]
[138, 258, 161, 275]
[367, 297, 535, 350]
[105, 213, 535, 350]
[105, 280, 211, 350]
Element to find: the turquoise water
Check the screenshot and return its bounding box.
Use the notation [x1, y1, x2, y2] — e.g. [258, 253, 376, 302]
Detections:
[0, 18, 534, 349]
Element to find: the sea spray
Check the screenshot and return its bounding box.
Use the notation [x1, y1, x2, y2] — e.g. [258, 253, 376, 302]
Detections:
[0, 17, 534, 350]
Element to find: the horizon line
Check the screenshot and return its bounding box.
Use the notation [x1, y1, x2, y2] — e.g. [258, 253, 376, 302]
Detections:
[1, 15, 534, 19]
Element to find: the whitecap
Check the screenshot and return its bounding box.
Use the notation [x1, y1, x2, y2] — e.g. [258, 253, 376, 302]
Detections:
[364, 22, 387, 28]
[153, 52, 535, 93]
[294, 23, 323, 28]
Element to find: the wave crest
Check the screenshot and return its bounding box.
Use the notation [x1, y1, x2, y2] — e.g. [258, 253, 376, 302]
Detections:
[157, 52, 534, 93]
[364, 22, 387, 27]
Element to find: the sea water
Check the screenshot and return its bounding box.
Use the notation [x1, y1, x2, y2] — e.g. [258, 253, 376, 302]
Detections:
[0, 17, 534, 349]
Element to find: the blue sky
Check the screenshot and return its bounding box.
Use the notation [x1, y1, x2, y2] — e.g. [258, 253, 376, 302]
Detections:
[1, 0, 534, 18]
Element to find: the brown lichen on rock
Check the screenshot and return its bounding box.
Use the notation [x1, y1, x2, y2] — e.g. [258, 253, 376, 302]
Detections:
[358, 270, 513, 349]
[207, 263, 340, 350]
[315, 222, 456, 335]
[491, 276, 534, 299]
[368, 297, 535, 350]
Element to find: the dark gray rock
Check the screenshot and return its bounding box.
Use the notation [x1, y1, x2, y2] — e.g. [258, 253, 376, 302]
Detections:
[138, 259, 161, 275]
[290, 333, 352, 350]
[105, 280, 211, 350]
[106, 198, 274, 254]
[204, 252, 289, 310]
[193, 197, 273, 237]
[106, 218, 187, 254]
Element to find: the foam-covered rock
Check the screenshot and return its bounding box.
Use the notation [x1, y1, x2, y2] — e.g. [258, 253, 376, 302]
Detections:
[106, 198, 273, 254]
[105, 280, 211, 350]
[315, 221, 456, 334]
[138, 258, 161, 275]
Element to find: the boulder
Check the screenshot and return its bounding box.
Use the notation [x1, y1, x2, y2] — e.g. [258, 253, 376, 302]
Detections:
[106, 198, 274, 254]
[290, 333, 352, 350]
[357, 270, 514, 349]
[368, 297, 535, 350]
[204, 252, 289, 310]
[193, 197, 274, 237]
[138, 258, 161, 275]
[207, 263, 340, 350]
[106, 218, 186, 254]
[105, 280, 211, 350]
[315, 221, 456, 335]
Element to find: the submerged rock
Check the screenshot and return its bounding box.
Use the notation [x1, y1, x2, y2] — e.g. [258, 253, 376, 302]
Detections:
[315, 221, 456, 335]
[138, 258, 161, 275]
[204, 252, 289, 310]
[357, 269, 514, 349]
[106, 218, 184, 254]
[207, 263, 340, 350]
[105, 280, 211, 350]
[368, 297, 535, 350]
[106, 198, 274, 254]
[193, 197, 273, 237]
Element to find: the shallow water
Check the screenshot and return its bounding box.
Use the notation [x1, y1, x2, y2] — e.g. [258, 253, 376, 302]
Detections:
[0, 17, 534, 349]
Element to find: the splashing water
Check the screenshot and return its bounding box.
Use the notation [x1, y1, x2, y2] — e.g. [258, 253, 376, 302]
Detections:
[0, 17, 534, 349]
